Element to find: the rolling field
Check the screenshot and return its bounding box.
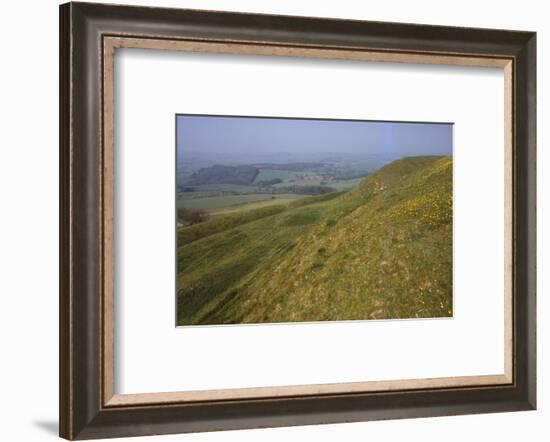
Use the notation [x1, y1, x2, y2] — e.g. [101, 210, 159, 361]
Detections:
[178, 193, 305, 212]
[178, 167, 364, 216]
[253, 169, 302, 183]
[329, 177, 364, 190]
[210, 195, 305, 217]
[177, 156, 453, 325]
[181, 183, 261, 194]
[270, 176, 362, 189]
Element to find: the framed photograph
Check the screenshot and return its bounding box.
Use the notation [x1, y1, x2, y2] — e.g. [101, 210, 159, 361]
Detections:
[59, 2, 536, 440]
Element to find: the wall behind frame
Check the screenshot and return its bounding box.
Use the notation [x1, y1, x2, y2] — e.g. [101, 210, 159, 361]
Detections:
[0, 0, 545, 441]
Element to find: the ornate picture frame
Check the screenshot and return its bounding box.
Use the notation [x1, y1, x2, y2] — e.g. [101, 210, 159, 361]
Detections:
[59, 2, 536, 439]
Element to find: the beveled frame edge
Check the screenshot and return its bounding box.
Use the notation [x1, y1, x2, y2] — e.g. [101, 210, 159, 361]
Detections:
[102, 35, 514, 406]
[60, 2, 536, 440]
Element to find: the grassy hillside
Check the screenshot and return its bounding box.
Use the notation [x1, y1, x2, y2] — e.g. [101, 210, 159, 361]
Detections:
[177, 156, 452, 325]
[177, 193, 304, 212]
[187, 165, 259, 185]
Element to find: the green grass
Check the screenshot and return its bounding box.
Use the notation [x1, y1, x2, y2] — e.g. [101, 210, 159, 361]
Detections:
[272, 176, 363, 190]
[272, 176, 323, 187]
[178, 204, 288, 246]
[177, 184, 265, 202]
[211, 195, 304, 217]
[178, 191, 344, 246]
[253, 169, 301, 183]
[181, 183, 262, 194]
[177, 156, 453, 325]
[329, 177, 364, 190]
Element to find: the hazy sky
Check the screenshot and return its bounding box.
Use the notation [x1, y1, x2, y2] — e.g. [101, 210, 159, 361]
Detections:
[177, 115, 453, 159]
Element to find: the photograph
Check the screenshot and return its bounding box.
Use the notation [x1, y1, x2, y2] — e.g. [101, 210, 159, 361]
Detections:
[49, 1, 538, 439]
[176, 115, 453, 326]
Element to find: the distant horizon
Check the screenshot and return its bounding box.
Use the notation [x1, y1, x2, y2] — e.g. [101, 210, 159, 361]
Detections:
[177, 115, 453, 163]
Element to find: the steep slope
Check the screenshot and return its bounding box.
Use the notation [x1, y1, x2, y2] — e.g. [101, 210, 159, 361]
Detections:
[177, 156, 452, 325]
